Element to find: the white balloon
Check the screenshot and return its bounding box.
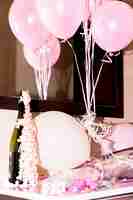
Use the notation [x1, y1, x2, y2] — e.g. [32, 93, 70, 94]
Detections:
[35, 111, 90, 172]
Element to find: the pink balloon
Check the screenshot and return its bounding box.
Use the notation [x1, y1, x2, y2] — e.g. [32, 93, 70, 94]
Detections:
[82, 0, 90, 22]
[23, 35, 61, 71]
[89, 0, 112, 19]
[8, 0, 51, 50]
[36, 0, 83, 39]
[92, 1, 133, 52]
[82, 0, 112, 22]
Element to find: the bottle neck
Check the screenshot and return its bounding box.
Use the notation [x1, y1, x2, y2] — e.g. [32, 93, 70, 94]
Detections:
[17, 101, 25, 119]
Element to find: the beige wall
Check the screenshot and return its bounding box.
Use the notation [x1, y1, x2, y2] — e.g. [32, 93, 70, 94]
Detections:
[0, 0, 16, 96]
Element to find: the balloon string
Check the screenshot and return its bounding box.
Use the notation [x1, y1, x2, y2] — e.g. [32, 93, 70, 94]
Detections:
[66, 40, 88, 112]
[34, 70, 43, 99]
[42, 52, 51, 100]
[38, 51, 46, 99]
[34, 49, 44, 100]
[62, 33, 116, 114]
[83, 22, 96, 114]
[90, 50, 119, 106]
[90, 52, 108, 104]
[41, 49, 47, 100]
[44, 63, 52, 100]
[83, 21, 92, 113]
[90, 36, 96, 113]
[34, 47, 52, 100]
[102, 53, 112, 64]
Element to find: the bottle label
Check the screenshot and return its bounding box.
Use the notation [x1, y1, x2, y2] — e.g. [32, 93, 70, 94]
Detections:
[15, 119, 24, 128]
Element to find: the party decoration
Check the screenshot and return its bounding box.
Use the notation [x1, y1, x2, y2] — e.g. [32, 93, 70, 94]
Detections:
[35, 111, 90, 172]
[7, 0, 133, 196]
[24, 36, 60, 100]
[34, 66, 51, 100]
[78, 113, 113, 159]
[8, 0, 51, 50]
[23, 36, 61, 71]
[92, 1, 133, 52]
[67, 179, 86, 193]
[36, 0, 83, 39]
[17, 90, 39, 189]
[41, 175, 68, 195]
[67, 177, 97, 193]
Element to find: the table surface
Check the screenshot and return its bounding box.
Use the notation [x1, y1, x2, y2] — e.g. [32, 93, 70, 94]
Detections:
[0, 185, 133, 200]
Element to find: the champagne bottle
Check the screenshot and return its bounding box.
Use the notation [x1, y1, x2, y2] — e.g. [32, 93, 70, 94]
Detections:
[8, 93, 25, 184]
